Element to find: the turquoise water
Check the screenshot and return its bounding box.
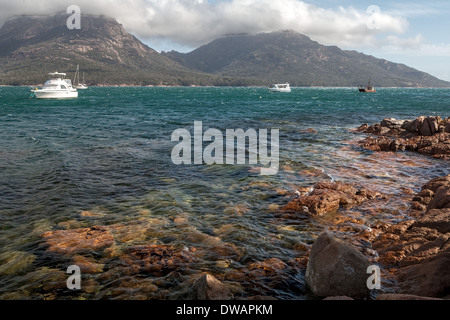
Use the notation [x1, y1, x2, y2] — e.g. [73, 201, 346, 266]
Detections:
[0, 87, 449, 299]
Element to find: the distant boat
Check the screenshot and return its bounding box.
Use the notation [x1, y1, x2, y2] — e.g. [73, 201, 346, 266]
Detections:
[73, 64, 88, 90]
[30, 72, 78, 99]
[358, 81, 376, 93]
[269, 83, 291, 93]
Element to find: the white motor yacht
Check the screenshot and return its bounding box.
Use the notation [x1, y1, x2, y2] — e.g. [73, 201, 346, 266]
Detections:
[269, 83, 291, 93]
[31, 72, 78, 99]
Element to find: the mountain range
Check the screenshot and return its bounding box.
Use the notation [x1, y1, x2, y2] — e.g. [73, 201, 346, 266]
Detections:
[0, 13, 449, 87]
[164, 31, 449, 87]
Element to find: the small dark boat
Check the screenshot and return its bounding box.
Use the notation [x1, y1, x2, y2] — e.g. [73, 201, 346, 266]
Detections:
[358, 81, 376, 92]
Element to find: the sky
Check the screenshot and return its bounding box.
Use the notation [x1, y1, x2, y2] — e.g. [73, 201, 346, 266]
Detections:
[1, 0, 450, 81]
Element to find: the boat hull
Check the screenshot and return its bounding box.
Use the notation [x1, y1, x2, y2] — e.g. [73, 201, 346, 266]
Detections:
[32, 90, 78, 99]
[269, 83, 291, 93]
[75, 84, 88, 90]
[269, 88, 291, 93]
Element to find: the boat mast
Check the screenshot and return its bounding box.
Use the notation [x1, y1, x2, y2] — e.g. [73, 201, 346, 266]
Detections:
[74, 65, 80, 85]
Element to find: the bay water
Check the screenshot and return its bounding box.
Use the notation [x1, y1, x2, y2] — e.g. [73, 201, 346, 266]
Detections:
[0, 87, 449, 299]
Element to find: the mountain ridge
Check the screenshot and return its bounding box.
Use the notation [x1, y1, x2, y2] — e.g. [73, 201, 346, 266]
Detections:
[0, 14, 449, 87]
[0, 14, 229, 86]
[163, 30, 450, 87]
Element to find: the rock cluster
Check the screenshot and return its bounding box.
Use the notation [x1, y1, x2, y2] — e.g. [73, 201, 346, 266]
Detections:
[283, 181, 381, 216]
[372, 175, 450, 298]
[356, 116, 450, 159]
[303, 175, 450, 300]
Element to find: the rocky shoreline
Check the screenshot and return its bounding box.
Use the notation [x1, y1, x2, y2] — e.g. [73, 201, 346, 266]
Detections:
[296, 116, 449, 300]
[355, 116, 450, 160]
[31, 116, 449, 300]
[302, 174, 450, 300]
[189, 173, 450, 300]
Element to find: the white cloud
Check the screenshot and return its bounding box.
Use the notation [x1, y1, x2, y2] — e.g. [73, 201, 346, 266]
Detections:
[384, 40, 450, 57]
[385, 34, 424, 51]
[385, 1, 450, 18]
[0, 0, 410, 50]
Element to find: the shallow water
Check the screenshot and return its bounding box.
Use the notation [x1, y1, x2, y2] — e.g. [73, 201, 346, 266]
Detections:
[0, 87, 449, 299]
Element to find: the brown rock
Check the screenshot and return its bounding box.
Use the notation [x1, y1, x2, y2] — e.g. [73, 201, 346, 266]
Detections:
[287, 189, 341, 215]
[409, 116, 426, 134]
[413, 208, 450, 233]
[107, 222, 150, 244]
[419, 117, 440, 136]
[398, 252, 450, 298]
[374, 218, 449, 269]
[305, 231, 371, 298]
[191, 274, 233, 300]
[73, 255, 104, 274]
[248, 257, 286, 275]
[358, 136, 393, 152]
[445, 122, 450, 133]
[356, 124, 369, 131]
[118, 245, 195, 276]
[401, 120, 415, 133]
[381, 118, 405, 130]
[428, 186, 450, 210]
[421, 175, 450, 194]
[209, 243, 243, 260]
[284, 182, 380, 216]
[323, 296, 354, 300]
[41, 226, 115, 255]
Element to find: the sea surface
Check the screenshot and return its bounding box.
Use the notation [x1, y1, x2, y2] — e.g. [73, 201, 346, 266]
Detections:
[0, 87, 449, 300]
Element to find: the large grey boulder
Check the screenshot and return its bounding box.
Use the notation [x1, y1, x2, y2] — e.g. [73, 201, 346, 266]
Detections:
[305, 231, 371, 299]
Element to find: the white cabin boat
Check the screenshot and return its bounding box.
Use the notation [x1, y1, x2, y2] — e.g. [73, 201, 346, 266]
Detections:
[269, 83, 291, 93]
[31, 72, 78, 99]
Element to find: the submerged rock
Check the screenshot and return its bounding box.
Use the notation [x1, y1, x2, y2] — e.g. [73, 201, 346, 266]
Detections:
[283, 181, 381, 216]
[41, 226, 115, 255]
[118, 244, 196, 276]
[0, 251, 36, 275]
[72, 255, 104, 274]
[248, 257, 286, 276]
[190, 274, 233, 300]
[41, 221, 154, 257]
[305, 231, 371, 299]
